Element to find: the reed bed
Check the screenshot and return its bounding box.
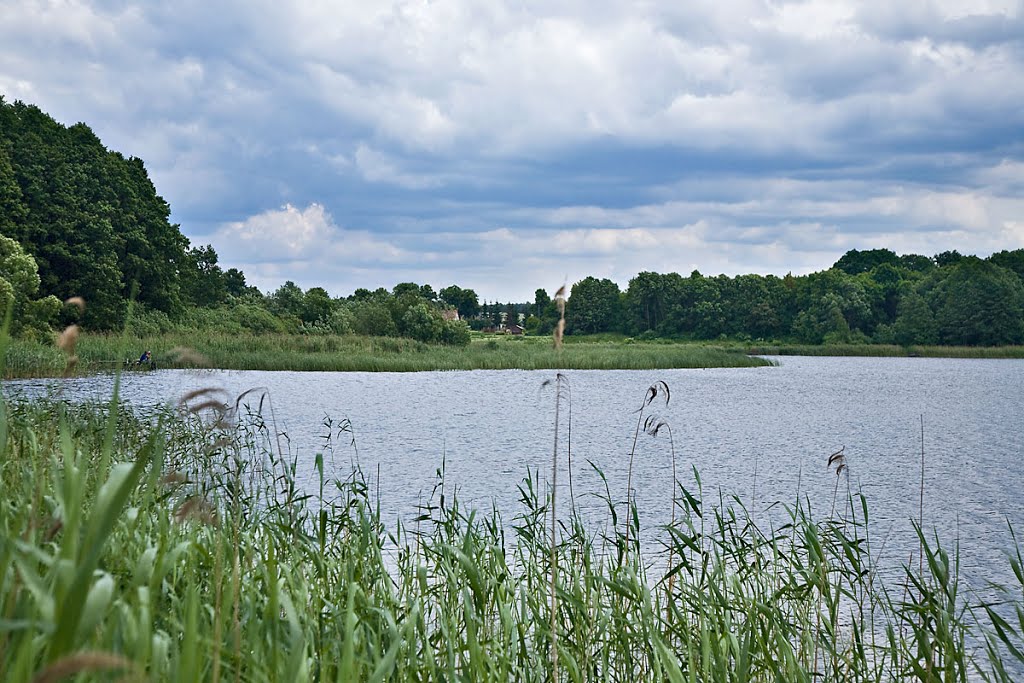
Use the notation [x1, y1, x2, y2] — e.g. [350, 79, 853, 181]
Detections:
[3, 334, 771, 377]
[1, 378, 1023, 682]
[745, 343, 1024, 358]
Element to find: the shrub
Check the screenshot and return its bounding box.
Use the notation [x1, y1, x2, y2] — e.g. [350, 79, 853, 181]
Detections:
[230, 303, 287, 334]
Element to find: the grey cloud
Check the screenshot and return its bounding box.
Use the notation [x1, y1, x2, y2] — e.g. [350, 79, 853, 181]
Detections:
[1, 0, 1022, 301]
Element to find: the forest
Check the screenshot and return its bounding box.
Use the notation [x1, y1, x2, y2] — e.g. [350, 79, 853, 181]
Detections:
[2, 95, 1024, 348]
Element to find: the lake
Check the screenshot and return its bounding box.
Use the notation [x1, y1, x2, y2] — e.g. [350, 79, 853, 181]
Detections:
[5, 356, 1023, 594]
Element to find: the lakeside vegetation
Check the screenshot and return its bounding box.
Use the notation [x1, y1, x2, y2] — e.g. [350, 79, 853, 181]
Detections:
[4, 97, 1024, 371]
[2, 382, 1024, 681]
[742, 343, 1024, 359]
[2, 332, 771, 378]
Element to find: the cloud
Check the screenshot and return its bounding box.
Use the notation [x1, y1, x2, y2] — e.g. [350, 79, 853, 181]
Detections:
[0, 0, 1021, 301]
[354, 144, 444, 189]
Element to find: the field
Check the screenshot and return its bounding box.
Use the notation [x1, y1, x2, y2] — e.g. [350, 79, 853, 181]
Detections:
[2, 376, 1024, 681]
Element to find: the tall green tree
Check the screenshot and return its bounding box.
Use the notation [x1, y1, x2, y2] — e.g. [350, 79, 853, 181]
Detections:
[180, 244, 227, 308]
[0, 99, 195, 329]
[439, 285, 480, 319]
[988, 249, 1024, 281]
[566, 277, 623, 334]
[834, 248, 899, 275]
[889, 289, 938, 346]
[928, 259, 1024, 345]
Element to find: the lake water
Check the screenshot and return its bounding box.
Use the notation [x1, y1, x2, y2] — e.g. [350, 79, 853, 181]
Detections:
[5, 356, 1023, 595]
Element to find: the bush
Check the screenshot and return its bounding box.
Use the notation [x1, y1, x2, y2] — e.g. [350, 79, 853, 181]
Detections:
[440, 320, 471, 346]
[327, 307, 354, 335]
[230, 304, 287, 334]
[126, 305, 175, 336]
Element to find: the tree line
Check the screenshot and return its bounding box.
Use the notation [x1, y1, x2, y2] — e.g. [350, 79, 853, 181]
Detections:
[0, 97, 477, 345]
[3, 96, 1023, 348]
[537, 248, 1024, 346]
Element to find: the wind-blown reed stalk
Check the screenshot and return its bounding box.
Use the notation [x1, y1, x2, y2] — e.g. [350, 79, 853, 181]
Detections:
[624, 381, 669, 554]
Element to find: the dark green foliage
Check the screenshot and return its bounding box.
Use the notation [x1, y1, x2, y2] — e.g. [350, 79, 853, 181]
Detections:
[988, 249, 1024, 281]
[400, 301, 444, 342]
[180, 244, 228, 308]
[928, 258, 1024, 345]
[223, 267, 255, 298]
[934, 250, 965, 268]
[834, 248, 900, 275]
[899, 253, 936, 273]
[439, 284, 480, 319]
[301, 286, 334, 325]
[351, 299, 399, 337]
[230, 303, 288, 334]
[885, 289, 939, 346]
[566, 276, 623, 334]
[0, 99, 203, 329]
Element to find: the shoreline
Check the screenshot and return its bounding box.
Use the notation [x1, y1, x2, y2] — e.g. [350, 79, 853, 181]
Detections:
[4, 332, 1023, 379]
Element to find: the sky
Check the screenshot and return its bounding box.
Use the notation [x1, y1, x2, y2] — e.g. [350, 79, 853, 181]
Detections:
[1, 0, 1023, 302]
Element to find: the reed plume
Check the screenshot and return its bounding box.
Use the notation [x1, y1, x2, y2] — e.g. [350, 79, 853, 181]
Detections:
[553, 284, 566, 350]
[624, 381, 669, 553]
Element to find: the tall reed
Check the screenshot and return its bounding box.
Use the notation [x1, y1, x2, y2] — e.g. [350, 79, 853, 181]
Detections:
[1, 384, 1022, 681]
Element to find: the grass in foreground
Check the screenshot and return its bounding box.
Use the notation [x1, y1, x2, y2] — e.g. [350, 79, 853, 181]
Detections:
[1, 381, 1023, 682]
[1, 332, 771, 378]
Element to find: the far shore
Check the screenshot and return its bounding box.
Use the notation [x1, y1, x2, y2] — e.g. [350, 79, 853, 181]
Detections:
[3, 332, 1022, 379]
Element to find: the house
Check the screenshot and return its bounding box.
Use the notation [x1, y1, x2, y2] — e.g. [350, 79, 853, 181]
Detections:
[505, 323, 524, 335]
[441, 309, 460, 322]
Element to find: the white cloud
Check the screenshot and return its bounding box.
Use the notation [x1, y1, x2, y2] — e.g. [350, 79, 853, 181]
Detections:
[211, 204, 411, 292]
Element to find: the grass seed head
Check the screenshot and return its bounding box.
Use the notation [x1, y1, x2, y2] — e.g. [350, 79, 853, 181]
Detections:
[174, 496, 218, 526]
[32, 651, 133, 683]
[57, 325, 80, 354]
[63, 296, 86, 312]
[169, 346, 210, 367]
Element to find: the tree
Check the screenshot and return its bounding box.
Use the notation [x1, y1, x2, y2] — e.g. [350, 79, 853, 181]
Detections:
[889, 289, 937, 345]
[392, 282, 421, 299]
[268, 281, 305, 320]
[0, 234, 60, 336]
[928, 259, 1024, 345]
[301, 286, 335, 325]
[534, 289, 550, 317]
[180, 244, 227, 308]
[224, 268, 257, 298]
[988, 249, 1024, 281]
[351, 300, 398, 337]
[439, 285, 480, 319]
[899, 253, 935, 273]
[934, 250, 965, 268]
[791, 269, 875, 340]
[0, 143, 28, 237]
[400, 302, 444, 342]
[834, 248, 899, 275]
[504, 302, 518, 328]
[625, 271, 667, 333]
[566, 277, 623, 334]
[0, 99, 194, 329]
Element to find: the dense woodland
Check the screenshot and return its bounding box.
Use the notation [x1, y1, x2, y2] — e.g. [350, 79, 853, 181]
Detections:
[2, 96, 1024, 348]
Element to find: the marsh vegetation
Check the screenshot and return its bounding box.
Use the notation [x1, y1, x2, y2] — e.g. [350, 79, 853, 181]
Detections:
[2, 375, 1023, 682]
